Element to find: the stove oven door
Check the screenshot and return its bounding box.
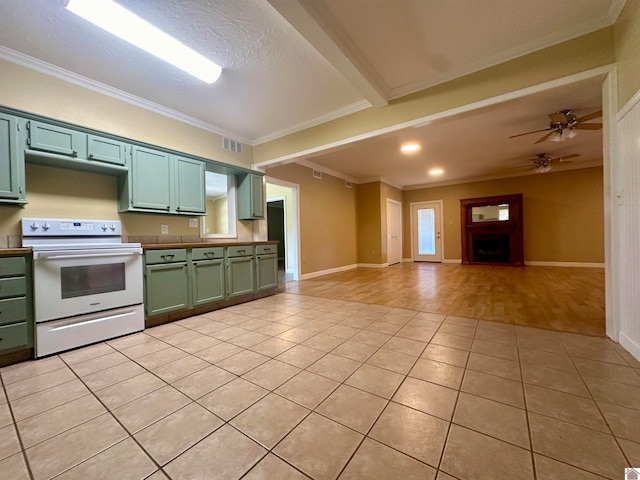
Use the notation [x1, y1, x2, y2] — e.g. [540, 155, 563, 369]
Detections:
[32, 247, 143, 323]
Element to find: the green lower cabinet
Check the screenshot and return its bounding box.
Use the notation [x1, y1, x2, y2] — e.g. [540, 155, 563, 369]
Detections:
[191, 259, 225, 306]
[256, 254, 278, 291]
[227, 256, 255, 298]
[145, 263, 189, 316]
[0, 323, 29, 352]
[0, 255, 32, 356]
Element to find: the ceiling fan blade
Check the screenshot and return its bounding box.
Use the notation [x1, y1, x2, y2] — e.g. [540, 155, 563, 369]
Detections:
[534, 131, 555, 144]
[575, 123, 602, 130]
[576, 110, 602, 122]
[508, 127, 553, 139]
[550, 153, 580, 162]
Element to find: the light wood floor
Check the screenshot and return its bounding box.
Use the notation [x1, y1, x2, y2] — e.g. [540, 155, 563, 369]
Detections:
[284, 263, 606, 337]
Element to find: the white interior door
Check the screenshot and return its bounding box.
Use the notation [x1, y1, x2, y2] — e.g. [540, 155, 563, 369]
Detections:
[386, 200, 402, 265]
[411, 201, 443, 262]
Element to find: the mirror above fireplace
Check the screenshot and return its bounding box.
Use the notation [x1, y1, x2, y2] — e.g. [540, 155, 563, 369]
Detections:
[460, 194, 524, 266]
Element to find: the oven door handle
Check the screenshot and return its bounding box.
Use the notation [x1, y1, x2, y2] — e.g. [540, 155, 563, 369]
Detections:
[34, 250, 142, 260]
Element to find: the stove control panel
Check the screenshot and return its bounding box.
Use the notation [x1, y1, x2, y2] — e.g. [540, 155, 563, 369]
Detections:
[22, 218, 122, 237]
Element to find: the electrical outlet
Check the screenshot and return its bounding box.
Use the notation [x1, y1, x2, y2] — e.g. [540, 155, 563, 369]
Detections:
[189, 218, 198, 228]
[161, 225, 168, 235]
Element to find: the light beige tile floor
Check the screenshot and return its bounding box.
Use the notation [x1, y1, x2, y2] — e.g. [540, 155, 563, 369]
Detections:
[0, 293, 638, 479]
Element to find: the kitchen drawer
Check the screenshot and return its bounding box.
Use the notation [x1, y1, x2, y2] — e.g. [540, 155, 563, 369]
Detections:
[0, 256, 26, 277]
[227, 245, 254, 258]
[0, 277, 26, 299]
[0, 322, 29, 351]
[0, 297, 27, 326]
[256, 245, 276, 255]
[192, 247, 224, 261]
[145, 249, 187, 265]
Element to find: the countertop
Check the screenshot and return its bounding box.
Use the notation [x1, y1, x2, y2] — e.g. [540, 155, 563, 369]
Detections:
[142, 241, 278, 250]
[0, 248, 32, 255]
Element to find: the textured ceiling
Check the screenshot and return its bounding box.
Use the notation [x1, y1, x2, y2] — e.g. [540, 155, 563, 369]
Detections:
[0, 0, 620, 185]
[0, 0, 363, 141]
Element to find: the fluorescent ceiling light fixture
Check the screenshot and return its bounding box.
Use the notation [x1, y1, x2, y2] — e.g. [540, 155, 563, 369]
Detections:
[401, 143, 421, 153]
[428, 168, 444, 175]
[65, 0, 222, 84]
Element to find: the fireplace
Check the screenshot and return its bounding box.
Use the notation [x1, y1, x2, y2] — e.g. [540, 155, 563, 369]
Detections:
[460, 194, 524, 266]
[472, 234, 510, 263]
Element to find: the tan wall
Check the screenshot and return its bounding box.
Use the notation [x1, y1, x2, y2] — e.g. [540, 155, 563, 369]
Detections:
[614, 0, 640, 108]
[0, 59, 254, 239]
[402, 167, 604, 263]
[254, 28, 614, 163]
[265, 163, 357, 274]
[356, 182, 382, 264]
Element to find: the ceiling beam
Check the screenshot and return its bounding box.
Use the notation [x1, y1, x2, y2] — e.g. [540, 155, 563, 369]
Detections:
[267, 0, 389, 108]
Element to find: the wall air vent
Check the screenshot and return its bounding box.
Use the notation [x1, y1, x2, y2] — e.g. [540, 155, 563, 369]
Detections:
[345, 180, 353, 188]
[312, 170, 322, 179]
[222, 137, 243, 154]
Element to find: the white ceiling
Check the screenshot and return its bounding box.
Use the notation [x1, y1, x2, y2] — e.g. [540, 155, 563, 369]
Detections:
[299, 76, 605, 188]
[0, 0, 624, 186]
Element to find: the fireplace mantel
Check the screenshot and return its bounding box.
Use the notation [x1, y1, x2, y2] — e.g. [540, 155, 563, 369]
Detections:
[460, 194, 524, 266]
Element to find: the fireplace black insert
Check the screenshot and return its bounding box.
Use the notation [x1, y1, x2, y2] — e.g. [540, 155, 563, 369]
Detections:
[472, 234, 510, 263]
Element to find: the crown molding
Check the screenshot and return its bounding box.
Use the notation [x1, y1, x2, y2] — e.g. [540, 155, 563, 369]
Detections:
[0, 46, 252, 145]
[252, 100, 371, 146]
[358, 177, 404, 190]
[296, 159, 359, 184]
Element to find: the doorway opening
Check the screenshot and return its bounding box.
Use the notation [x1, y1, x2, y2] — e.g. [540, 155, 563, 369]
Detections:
[266, 178, 300, 281]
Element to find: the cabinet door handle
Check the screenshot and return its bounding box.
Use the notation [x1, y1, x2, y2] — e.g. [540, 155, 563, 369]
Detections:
[238, 249, 246, 254]
[71, 150, 78, 157]
[204, 251, 215, 257]
[88, 153, 94, 159]
[0, 338, 3, 342]
[161, 254, 175, 260]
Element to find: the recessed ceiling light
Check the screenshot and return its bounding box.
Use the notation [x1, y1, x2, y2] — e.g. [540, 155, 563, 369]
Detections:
[65, 0, 222, 84]
[429, 168, 444, 175]
[401, 143, 421, 153]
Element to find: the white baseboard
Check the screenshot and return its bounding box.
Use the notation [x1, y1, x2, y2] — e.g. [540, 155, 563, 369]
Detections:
[299, 264, 358, 280]
[442, 259, 462, 264]
[358, 263, 388, 268]
[619, 331, 640, 362]
[524, 261, 605, 268]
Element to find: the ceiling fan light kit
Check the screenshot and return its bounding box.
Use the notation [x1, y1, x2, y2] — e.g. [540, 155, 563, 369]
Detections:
[509, 109, 602, 144]
[524, 153, 580, 174]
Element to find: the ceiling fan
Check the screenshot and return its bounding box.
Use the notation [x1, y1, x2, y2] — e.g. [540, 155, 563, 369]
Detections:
[517, 153, 580, 173]
[509, 110, 602, 144]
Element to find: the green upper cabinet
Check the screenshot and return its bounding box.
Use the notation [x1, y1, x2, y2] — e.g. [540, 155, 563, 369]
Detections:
[87, 134, 127, 166]
[0, 113, 25, 203]
[237, 173, 265, 220]
[175, 156, 205, 214]
[130, 146, 172, 212]
[119, 147, 205, 215]
[27, 120, 86, 158]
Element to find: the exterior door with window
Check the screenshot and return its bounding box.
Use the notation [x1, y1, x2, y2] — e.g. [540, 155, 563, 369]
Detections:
[411, 201, 443, 262]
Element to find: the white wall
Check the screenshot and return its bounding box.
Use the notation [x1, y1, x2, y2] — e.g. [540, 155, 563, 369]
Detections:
[613, 89, 640, 360]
